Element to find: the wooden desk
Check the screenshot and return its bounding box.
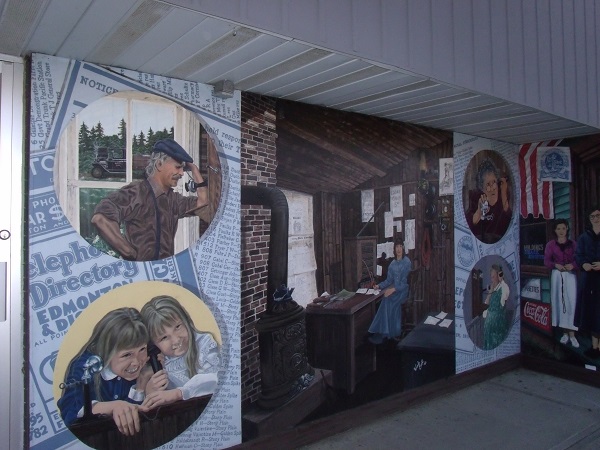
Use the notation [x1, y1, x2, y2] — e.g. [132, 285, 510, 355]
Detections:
[305, 292, 383, 394]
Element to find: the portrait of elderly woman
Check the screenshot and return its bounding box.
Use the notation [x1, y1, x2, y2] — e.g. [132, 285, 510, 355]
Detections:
[464, 153, 513, 244]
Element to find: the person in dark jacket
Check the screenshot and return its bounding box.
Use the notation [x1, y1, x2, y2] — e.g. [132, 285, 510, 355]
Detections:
[575, 206, 600, 358]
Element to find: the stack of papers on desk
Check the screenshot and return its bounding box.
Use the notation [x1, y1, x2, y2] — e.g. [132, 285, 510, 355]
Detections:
[357, 288, 381, 295]
[424, 311, 453, 328]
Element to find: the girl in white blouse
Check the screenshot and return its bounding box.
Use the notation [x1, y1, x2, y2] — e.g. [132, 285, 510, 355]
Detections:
[140, 295, 220, 409]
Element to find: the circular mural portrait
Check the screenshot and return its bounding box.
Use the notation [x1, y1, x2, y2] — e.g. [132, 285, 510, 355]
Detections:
[53, 91, 223, 261]
[463, 150, 513, 244]
[53, 281, 221, 449]
[462, 255, 516, 350]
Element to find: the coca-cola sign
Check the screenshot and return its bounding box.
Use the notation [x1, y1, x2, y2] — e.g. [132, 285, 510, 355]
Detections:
[522, 300, 551, 334]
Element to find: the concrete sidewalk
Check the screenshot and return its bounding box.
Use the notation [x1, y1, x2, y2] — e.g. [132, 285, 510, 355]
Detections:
[300, 369, 600, 450]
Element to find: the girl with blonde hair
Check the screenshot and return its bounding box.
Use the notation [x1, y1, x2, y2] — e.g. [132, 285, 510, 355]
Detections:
[58, 307, 155, 436]
[140, 295, 220, 409]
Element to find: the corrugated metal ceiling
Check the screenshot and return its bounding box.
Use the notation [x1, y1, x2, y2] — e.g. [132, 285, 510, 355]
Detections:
[0, 0, 598, 144]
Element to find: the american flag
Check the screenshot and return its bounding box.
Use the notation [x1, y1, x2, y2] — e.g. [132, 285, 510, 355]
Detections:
[519, 139, 562, 219]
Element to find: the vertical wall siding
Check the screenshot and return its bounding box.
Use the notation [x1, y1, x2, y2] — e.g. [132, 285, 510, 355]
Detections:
[313, 192, 344, 295]
[189, 0, 599, 128]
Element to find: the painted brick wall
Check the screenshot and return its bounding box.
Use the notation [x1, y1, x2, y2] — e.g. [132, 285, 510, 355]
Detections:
[240, 92, 278, 404]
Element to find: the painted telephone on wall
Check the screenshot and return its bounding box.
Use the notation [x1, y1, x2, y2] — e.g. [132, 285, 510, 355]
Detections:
[148, 344, 163, 373]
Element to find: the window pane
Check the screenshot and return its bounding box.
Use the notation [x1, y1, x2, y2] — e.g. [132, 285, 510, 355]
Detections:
[131, 100, 174, 180]
[78, 97, 127, 182]
[79, 187, 121, 258]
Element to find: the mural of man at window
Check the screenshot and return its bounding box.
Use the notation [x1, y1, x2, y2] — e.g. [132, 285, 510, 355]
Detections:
[92, 139, 210, 261]
[54, 93, 221, 261]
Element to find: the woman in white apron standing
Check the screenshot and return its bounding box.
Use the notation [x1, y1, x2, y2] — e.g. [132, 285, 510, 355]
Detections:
[544, 219, 579, 348]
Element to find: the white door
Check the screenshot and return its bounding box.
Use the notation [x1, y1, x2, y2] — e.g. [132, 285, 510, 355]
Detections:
[0, 55, 25, 450]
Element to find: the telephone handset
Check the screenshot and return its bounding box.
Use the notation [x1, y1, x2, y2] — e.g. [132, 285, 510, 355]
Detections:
[148, 344, 163, 373]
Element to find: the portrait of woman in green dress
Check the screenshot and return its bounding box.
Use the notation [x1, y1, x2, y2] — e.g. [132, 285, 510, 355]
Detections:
[482, 264, 510, 350]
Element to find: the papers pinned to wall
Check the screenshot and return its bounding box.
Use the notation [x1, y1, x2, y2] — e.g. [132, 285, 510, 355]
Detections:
[390, 185, 403, 217]
[405, 219, 416, 250]
[384, 211, 393, 238]
[361, 189, 374, 222]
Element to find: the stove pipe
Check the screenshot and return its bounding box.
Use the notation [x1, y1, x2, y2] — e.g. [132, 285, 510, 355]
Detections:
[241, 186, 289, 312]
[241, 185, 314, 409]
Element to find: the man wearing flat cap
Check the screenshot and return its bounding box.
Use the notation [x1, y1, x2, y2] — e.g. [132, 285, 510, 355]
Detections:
[91, 138, 209, 261]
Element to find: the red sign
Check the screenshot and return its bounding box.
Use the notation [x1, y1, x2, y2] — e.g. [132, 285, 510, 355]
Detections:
[522, 300, 551, 334]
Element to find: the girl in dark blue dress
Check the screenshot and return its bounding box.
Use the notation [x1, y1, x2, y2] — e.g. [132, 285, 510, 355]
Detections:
[57, 307, 154, 436]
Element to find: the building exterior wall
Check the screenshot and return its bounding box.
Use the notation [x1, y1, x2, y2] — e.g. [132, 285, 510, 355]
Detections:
[0, 54, 25, 450]
[240, 92, 278, 403]
[179, 0, 599, 129]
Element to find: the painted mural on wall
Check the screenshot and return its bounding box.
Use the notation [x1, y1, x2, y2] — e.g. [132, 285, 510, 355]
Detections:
[270, 100, 456, 419]
[53, 282, 221, 448]
[453, 133, 521, 373]
[28, 53, 241, 449]
[518, 141, 600, 372]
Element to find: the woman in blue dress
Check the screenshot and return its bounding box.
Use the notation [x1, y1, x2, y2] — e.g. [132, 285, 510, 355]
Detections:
[368, 239, 411, 344]
[482, 264, 510, 350]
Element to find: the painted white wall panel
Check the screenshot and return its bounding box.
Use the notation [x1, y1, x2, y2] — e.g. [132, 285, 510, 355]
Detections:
[452, 0, 475, 88]
[537, 2, 555, 113]
[563, 2, 577, 120]
[286, 0, 320, 39]
[432, 0, 454, 79]
[490, 0, 510, 99]
[27, 0, 93, 56]
[111, 9, 211, 70]
[0, 55, 24, 450]
[506, 0, 526, 103]
[408, 0, 433, 74]
[195, 34, 287, 83]
[522, 0, 541, 108]
[353, 0, 383, 57]
[230, 40, 318, 88]
[590, 1, 600, 126]
[247, 0, 282, 30]
[382, 0, 410, 65]
[472, 0, 494, 94]
[549, 0, 566, 116]
[172, 0, 599, 128]
[574, 3, 588, 121]
[322, 0, 353, 52]
[58, 0, 139, 57]
[138, 16, 235, 75]
[263, 55, 366, 97]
